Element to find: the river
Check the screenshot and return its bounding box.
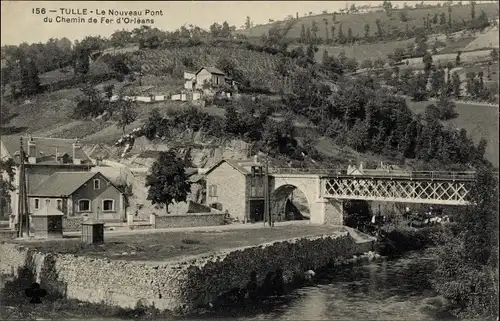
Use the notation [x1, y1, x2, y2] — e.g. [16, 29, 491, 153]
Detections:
[1, 248, 454, 321]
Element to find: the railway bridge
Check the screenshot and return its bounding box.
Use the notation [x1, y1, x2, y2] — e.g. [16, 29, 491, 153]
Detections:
[268, 168, 476, 225]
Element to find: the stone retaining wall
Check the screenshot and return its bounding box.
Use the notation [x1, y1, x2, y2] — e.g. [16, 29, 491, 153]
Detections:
[155, 213, 224, 229]
[0, 232, 372, 313]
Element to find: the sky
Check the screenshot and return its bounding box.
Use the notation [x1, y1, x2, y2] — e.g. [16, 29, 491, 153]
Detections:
[0, 0, 494, 46]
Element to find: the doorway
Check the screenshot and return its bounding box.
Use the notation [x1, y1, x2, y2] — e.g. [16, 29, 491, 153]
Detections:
[249, 199, 265, 222]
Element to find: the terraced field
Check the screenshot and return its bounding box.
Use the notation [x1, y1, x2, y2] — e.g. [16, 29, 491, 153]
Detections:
[129, 46, 296, 92]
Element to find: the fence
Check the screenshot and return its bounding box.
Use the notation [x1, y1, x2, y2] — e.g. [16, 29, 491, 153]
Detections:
[269, 168, 477, 181]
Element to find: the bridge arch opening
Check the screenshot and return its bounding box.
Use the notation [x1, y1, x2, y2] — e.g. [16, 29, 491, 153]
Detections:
[270, 184, 311, 222]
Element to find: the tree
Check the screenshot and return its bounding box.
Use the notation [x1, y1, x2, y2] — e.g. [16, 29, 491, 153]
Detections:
[423, 52, 433, 73]
[224, 105, 240, 135]
[491, 48, 499, 62]
[347, 28, 353, 43]
[456, 51, 461, 66]
[114, 98, 138, 135]
[375, 19, 384, 39]
[311, 20, 319, 40]
[452, 72, 461, 98]
[323, 18, 329, 43]
[383, 0, 393, 16]
[221, 21, 231, 38]
[471, 0, 476, 20]
[110, 29, 132, 48]
[440, 12, 447, 25]
[20, 58, 41, 96]
[330, 26, 336, 43]
[145, 151, 191, 213]
[300, 24, 307, 43]
[0, 158, 16, 216]
[245, 16, 252, 29]
[72, 84, 105, 119]
[448, 6, 453, 28]
[433, 13, 439, 24]
[338, 24, 345, 44]
[436, 94, 458, 120]
[364, 24, 370, 39]
[399, 11, 408, 22]
[432, 165, 498, 319]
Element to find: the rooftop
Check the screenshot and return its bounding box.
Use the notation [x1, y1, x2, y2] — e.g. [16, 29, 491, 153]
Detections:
[205, 158, 263, 176]
[29, 172, 99, 197]
[197, 66, 226, 76]
[1, 135, 92, 165]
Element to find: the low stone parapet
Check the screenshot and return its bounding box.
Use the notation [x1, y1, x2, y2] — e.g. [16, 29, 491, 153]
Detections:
[155, 213, 224, 229]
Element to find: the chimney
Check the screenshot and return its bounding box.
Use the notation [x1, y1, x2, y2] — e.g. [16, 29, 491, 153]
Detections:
[27, 136, 37, 164]
[72, 139, 81, 165]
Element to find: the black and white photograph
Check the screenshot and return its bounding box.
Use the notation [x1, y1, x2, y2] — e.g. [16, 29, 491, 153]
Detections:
[0, 1, 499, 320]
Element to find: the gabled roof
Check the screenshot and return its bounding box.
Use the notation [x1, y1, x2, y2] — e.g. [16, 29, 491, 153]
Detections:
[1, 136, 92, 165]
[195, 67, 226, 76]
[204, 159, 263, 176]
[29, 172, 117, 197]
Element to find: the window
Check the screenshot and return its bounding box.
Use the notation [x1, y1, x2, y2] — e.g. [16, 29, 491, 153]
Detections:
[93, 179, 100, 189]
[34, 199, 40, 210]
[45, 199, 51, 205]
[208, 185, 218, 197]
[78, 199, 91, 212]
[56, 199, 63, 211]
[102, 199, 115, 212]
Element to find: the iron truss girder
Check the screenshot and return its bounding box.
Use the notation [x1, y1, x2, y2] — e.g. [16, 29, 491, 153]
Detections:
[322, 178, 472, 205]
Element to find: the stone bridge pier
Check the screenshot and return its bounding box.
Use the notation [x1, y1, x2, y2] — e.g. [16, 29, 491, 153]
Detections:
[269, 174, 343, 225]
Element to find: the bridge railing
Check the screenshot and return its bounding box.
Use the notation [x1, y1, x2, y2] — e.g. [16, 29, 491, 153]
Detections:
[268, 168, 477, 180]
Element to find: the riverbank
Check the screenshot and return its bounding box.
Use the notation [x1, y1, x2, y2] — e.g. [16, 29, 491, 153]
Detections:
[2, 248, 454, 321]
[0, 224, 377, 318]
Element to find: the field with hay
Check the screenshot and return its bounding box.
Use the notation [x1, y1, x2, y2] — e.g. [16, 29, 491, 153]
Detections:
[406, 98, 499, 167]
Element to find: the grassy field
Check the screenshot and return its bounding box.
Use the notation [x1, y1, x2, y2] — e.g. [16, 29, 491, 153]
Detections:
[236, 3, 498, 40]
[406, 98, 499, 167]
[306, 39, 415, 62]
[464, 27, 500, 51]
[17, 225, 344, 262]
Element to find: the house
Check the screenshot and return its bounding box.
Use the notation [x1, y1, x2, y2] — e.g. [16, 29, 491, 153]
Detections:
[184, 67, 234, 91]
[184, 71, 196, 90]
[0, 135, 94, 223]
[28, 171, 126, 221]
[204, 158, 265, 223]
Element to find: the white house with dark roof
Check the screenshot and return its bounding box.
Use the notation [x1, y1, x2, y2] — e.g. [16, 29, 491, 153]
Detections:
[184, 66, 234, 91]
[28, 171, 126, 221]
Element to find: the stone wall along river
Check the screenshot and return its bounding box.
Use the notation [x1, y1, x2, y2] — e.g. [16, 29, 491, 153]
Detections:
[0, 231, 374, 313]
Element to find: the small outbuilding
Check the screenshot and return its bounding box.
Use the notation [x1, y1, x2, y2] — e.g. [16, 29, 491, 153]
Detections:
[31, 205, 64, 239]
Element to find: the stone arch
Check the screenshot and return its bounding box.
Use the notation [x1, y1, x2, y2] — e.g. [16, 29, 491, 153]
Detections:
[270, 184, 312, 222]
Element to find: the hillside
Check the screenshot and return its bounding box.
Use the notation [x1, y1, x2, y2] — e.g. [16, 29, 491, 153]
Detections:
[125, 45, 297, 93]
[236, 3, 499, 40]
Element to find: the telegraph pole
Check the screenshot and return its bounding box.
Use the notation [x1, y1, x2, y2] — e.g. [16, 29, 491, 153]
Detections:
[264, 152, 271, 227]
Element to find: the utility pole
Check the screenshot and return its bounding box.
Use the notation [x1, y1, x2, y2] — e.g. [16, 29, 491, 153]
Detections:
[264, 152, 271, 227]
[17, 137, 29, 238]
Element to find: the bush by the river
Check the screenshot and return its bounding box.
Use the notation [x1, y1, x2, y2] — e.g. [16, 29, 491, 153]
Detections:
[375, 225, 440, 258]
[430, 165, 498, 320]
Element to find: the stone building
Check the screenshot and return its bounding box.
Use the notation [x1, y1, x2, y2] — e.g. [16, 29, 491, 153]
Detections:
[204, 158, 265, 223]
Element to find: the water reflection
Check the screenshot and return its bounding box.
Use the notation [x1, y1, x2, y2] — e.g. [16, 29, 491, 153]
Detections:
[197, 250, 451, 321]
